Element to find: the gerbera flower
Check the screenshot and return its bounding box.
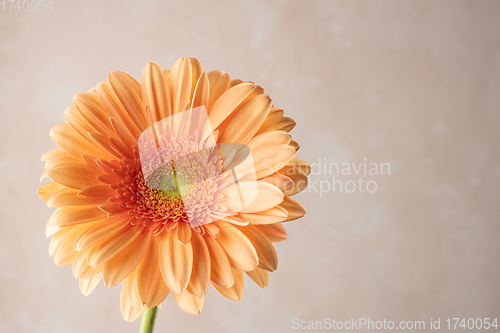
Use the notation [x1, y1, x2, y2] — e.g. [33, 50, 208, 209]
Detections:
[38, 58, 310, 322]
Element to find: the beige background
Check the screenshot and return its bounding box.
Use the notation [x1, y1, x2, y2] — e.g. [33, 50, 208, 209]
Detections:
[1, 0, 500, 332]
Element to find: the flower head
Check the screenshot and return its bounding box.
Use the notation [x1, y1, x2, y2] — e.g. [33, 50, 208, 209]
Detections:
[38, 58, 310, 321]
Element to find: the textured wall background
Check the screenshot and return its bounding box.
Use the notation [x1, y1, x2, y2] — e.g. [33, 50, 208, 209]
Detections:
[1, 0, 499, 332]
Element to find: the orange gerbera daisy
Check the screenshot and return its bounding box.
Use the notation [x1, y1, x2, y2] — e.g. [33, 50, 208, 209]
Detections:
[38, 58, 310, 322]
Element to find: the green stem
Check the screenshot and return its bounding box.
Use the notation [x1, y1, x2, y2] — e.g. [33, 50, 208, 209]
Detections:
[140, 307, 158, 333]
